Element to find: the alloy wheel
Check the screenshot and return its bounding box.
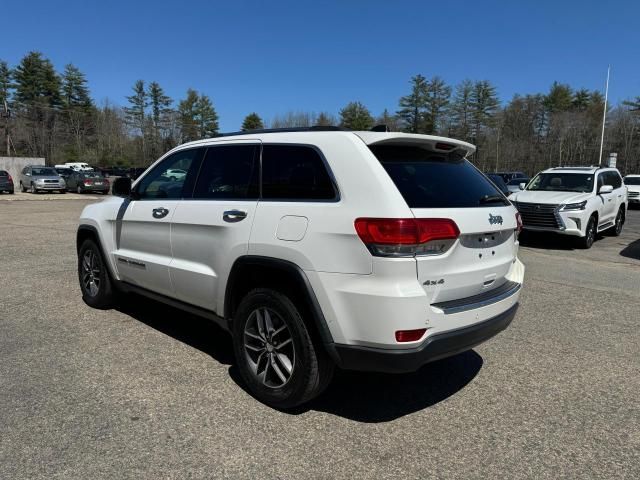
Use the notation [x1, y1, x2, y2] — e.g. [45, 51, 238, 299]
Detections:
[81, 249, 101, 297]
[243, 307, 295, 388]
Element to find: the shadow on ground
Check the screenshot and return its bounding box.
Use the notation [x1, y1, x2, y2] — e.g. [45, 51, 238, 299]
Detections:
[118, 293, 483, 423]
[517, 230, 606, 250]
[116, 293, 234, 366]
[620, 239, 640, 260]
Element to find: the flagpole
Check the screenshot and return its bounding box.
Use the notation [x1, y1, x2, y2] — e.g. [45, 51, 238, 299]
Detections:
[598, 65, 610, 165]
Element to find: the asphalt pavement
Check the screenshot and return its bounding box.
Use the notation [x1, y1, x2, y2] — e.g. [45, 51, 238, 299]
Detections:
[1, 199, 638, 479]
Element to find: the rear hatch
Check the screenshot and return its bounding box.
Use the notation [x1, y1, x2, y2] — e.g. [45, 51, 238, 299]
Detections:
[362, 134, 518, 304]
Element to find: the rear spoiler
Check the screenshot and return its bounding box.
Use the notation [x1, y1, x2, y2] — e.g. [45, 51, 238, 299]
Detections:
[354, 132, 476, 157]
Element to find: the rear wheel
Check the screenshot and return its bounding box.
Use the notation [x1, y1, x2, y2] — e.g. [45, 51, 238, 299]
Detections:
[78, 239, 116, 309]
[77, 186, 83, 194]
[21, 182, 27, 193]
[578, 215, 596, 249]
[232, 288, 334, 409]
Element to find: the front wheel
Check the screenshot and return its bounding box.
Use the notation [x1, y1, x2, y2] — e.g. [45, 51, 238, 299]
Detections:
[78, 239, 116, 309]
[232, 288, 334, 409]
[578, 215, 596, 249]
[30, 183, 37, 194]
[609, 208, 624, 236]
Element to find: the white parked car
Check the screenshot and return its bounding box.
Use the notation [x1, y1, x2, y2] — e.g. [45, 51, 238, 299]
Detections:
[65, 162, 93, 172]
[510, 166, 628, 248]
[165, 168, 187, 181]
[76, 128, 525, 408]
[624, 174, 640, 207]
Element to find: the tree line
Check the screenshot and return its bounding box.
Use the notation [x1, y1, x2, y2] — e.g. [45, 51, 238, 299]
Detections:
[1, 51, 639, 174]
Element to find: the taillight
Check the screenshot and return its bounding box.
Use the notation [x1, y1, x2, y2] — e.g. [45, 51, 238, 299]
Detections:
[7, 174, 13, 183]
[354, 218, 460, 257]
[395, 328, 427, 342]
[84, 180, 93, 186]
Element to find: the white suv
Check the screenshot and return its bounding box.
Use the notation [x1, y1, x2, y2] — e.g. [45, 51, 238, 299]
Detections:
[76, 128, 524, 408]
[510, 166, 628, 248]
[624, 174, 640, 207]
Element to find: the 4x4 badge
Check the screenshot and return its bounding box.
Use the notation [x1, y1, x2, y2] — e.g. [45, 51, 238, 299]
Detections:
[489, 213, 503, 225]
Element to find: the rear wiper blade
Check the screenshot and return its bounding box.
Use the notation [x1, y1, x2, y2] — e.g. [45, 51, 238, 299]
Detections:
[479, 194, 507, 204]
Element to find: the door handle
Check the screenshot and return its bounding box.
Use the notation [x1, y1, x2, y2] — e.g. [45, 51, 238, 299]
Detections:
[223, 209, 247, 222]
[152, 207, 169, 219]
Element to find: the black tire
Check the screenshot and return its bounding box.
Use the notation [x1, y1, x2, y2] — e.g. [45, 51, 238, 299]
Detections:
[9, 189, 14, 194]
[578, 215, 597, 249]
[608, 207, 624, 236]
[77, 185, 83, 194]
[232, 288, 334, 409]
[20, 182, 26, 193]
[30, 183, 37, 194]
[78, 239, 116, 309]
[59, 189, 66, 194]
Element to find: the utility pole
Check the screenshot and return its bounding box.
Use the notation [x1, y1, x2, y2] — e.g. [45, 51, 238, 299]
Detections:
[598, 65, 610, 166]
[2, 100, 12, 156]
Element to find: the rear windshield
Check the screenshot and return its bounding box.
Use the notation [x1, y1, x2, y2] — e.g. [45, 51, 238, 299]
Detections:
[508, 178, 527, 186]
[624, 177, 640, 185]
[369, 145, 508, 208]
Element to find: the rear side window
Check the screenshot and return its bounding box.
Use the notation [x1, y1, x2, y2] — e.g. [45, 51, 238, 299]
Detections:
[369, 145, 507, 208]
[136, 148, 203, 200]
[193, 145, 258, 199]
[261, 145, 337, 200]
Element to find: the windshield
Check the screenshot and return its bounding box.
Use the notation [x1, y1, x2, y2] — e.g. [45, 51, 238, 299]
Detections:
[0, 171, 8, 177]
[370, 145, 509, 208]
[31, 167, 57, 176]
[526, 173, 594, 193]
[624, 177, 640, 186]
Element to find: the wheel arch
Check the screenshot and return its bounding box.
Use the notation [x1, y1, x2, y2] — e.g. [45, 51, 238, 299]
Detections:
[224, 256, 337, 358]
[76, 224, 117, 280]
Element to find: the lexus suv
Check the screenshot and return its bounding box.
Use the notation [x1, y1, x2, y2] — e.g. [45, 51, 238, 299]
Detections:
[510, 166, 627, 248]
[624, 174, 640, 208]
[76, 128, 525, 408]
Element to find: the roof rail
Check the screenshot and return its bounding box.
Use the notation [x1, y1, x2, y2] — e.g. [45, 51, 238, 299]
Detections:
[216, 126, 347, 137]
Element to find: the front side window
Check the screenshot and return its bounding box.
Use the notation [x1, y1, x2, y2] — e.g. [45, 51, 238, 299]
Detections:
[192, 145, 258, 199]
[528, 173, 594, 193]
[135, 148, 202, 200]
[608, 171, 622, 189]
[261, 145, 336, 200]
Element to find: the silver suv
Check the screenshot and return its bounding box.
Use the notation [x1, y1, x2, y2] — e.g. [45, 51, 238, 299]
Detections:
[20, 165, 66, 194]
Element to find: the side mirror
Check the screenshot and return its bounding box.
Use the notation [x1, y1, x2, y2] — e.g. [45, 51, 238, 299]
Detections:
[599, 185, 613, 194]
[112, 177, 132, 197]
[519, 183, 526, 190]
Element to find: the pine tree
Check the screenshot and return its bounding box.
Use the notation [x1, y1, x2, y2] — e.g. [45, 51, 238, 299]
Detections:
[195, 94, 219, 138]
[572, 88, 591, 111]
[375, 108, 399, 131]
[397, 74, 428, 133]
[451, 79, 474, 139]
[13, 51, 62, 108]
[241, 112, 264, 131]
[61, 64, 94, 159]
[0, 61, 11, 105]
[622, 96, 640, 112]
[545, 82, 573, 113]
[470, 80, 499, 138]
[61, 64, 92, 110]
[339, 101, 373, 130]
[315, 112, 336, 126]
[424, 76, 451, 134]
[178, 88, 199, 142]
[124, 80, 148, 135]
[148, 81, 171, 129]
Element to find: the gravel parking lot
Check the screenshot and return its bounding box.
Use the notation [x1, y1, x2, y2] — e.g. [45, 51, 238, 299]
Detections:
[1, 199, 638, 479]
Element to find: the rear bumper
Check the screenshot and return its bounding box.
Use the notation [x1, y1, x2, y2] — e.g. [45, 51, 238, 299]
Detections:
[331, 303, 517, 373]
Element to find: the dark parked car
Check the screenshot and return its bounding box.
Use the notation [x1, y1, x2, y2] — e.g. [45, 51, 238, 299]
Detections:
[55, 167, 75, 182]
[507, 177, 529, 195]
[66, 171, 110, 194]
[0, 170, 14, 194]
[127, 167, 147, 180]
[486, 173, 511, 196]
[495, 171, 527, 183]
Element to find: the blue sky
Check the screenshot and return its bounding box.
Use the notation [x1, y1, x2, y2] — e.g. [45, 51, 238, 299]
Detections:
[3, 0, 639, 130]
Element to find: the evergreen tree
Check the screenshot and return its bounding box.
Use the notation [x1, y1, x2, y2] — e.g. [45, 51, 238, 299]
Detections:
[61, 64, 92, 110]
[451, 79, 474, 139]
[375, 108, 399, 131]
[61, 64, 94, 159]
[241, 112, 264, 131]
[470, 80, 499, 137]
[178, 88, 200, 142]
[424, 76, 451, 134]
[13, 51, 62, 108]
[572, 88, 591, 111]
[0, 61, 11, 105]
[124, 80, 148, 134]
[545, 81, 573, 113]
[397, 74, 428, 133]
[622, 96, 640, 112]
[315, 112, 335, 126]
[195, 94, 219, 138]
[148, 81, 172, 129]
[339, 101, 373, 130]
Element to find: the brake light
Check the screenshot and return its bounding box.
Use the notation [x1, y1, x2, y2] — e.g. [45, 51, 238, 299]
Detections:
[435, 142, 455, 151]
[7, 174, 13, 183]
[84, 180, 93, 186]
[354, 218, 459, 257]
[395, 329, 427, 342]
